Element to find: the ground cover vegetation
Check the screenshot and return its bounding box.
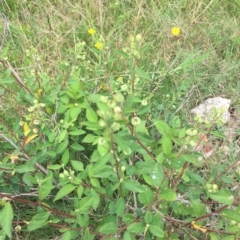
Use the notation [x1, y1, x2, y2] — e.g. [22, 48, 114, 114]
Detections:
[0, 0, 240, 239]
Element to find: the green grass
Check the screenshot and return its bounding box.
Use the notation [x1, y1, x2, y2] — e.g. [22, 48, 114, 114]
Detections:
[0, 0, 240, 239]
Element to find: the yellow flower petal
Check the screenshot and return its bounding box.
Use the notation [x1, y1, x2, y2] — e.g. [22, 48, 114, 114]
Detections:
[171, 27, 180, 36]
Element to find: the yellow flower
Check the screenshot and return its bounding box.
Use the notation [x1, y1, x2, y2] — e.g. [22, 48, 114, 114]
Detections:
[88, 28, 95, 35]
[171, 27, 180, 36]
[95, 42, 103, 50]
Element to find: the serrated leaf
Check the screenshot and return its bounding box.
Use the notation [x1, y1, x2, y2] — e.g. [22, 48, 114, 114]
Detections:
[149, 225, 164, 237]
[153, 119, 171, 135]
[62, 149, 69, 165]
[128, 222, 145, 234]
[99, 222, 118, 234]
[116, 198, 125, 217]
[54, 184, 77, 201]
[69, 129, 85, 135]
[159, 189, 176, 201]
[56, 140, 68, 154]
[122, 214, 135, 224]
[144, 211, 153, 224]
[138, 187, 154, 205]
[78, 196, 94, 214]
[27, 211, 50, 231]
[161, 136, 172, 155]
[58, 129, 68, 142]
[123, 179, 145, 193]
[82, 134, 96, 143]
[0, 202, 13, 238]
[71, 142, 84, 151]
[191, 199, 206, 217]
[69, 105, 81, 119]
[71, 160, 84, 171]
[86, 108, 98, 122]
[210, 189, 234, 205]
[220, 209, 240, 222]
[47, 164, 62, 170]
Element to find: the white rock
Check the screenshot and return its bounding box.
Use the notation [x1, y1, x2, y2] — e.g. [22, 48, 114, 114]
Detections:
[191, 97, 231, 123]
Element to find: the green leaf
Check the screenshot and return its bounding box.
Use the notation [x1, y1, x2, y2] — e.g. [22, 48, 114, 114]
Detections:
[59, 129, 68, 142]
[54, 184, 77, 201]
[27, 211, 50, 231]
[77, 185, 84, 198]
[0, 202, 13, 238]
[135, 67, 150, 79]
[123, 95, 135, 114]
[47, 164, 62, 170]
[69, 129, 85, 135]
[62, 231, 72, 240]
[138, 187, 154, 205]
[153, 119, 171, 135]
[71, 160, 84, 171]
[181, 154, 197, 164]
[144, 211, 153, 224]
[15, 164, 35, 173]
[83, 228, 94, 240]
[99, 222, 118, 234]
[124, 231, 135, 240]
[209, 233, 220, 240]
[210, 189, 234, 205]
[97, 141, 110, 156]
[62, 149, 69, 165]
[122, 214, 135, 224]
[86, 108, 98, 122]
[161, 136, 172, 155]
[56, 140, 69, 154]
[123, 179, 145, 193]
[78, 196, 94, 214]
[220, 209, 240, 222]
[76, 213, 89, 227]
[149, 225, 164, 237]
[159, 189, 176, 201]
[150, 163, 164, 187]
[113, 133, 130, 151]
[210, 131, 226, 139]
[38, 172, 54, 200]
[191, 199, 206, 217]
[128, 222, 145, 234]
[88, 153, 112, 177]
[82, 134, 96, 143]
[115, 49, 130, 59]
[116, 198, 125, 217]
[92, 166, 113, 178]
[69, 105, 82, 119]
[70, 142, 84, 151]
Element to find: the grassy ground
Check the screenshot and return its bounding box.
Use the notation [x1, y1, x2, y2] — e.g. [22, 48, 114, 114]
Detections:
[0, 0, 240, 239]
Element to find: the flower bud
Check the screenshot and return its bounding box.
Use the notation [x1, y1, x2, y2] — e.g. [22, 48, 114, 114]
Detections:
[99, 95, 108, 103]
[113, 92, 124, 102]
[131, 116, 141, 126]
[135, 34, 142, 42]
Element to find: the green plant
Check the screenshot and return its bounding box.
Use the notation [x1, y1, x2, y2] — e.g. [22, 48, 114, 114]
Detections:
[0, 28, 239, 240]
[1, 1, 240, 239]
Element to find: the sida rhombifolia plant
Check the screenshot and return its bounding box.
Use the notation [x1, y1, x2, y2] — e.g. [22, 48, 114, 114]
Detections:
[0, 31, 239, 240]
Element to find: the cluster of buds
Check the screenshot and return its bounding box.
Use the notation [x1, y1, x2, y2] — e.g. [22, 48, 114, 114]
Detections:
[122, 34, 142, 59]
[97, 93, 125, 132]
[59, 169, 75, 181]
[184, 128, 199, 147]
[20, 99, 45, 135]
[206, 183, 218, 193]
